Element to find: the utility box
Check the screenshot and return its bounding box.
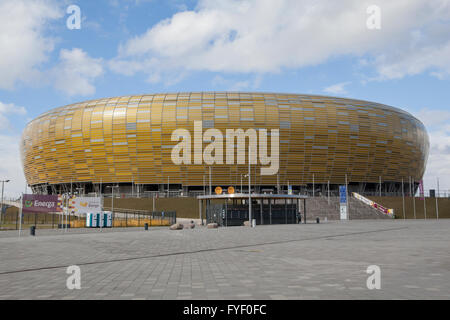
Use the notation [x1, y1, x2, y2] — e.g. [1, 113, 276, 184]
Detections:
[86, 212, 112, 228]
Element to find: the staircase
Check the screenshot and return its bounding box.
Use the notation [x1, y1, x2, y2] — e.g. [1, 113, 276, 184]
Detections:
[305, 197, 340, 221]
[305, 196, 393, 221]
[347, 197, 392, 220]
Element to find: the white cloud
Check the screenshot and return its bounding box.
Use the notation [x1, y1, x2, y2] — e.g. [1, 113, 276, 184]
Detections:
[0, 0, 63, 89]
[0, 101, 28, 197]
[323, 82, 351, 95]
[0, 134, 27, 198]
[211, 74, 263, 91]
[0, 102, 27, 131]
[51, 48, 104, 96]
[414, 109, 450, 192]
[109, 0, 450, 82]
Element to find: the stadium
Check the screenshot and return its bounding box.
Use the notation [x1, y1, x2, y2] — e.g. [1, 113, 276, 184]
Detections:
[20, 92, 429, 197]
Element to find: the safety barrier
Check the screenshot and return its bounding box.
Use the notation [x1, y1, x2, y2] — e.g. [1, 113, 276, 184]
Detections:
[352, 192, 394, 217]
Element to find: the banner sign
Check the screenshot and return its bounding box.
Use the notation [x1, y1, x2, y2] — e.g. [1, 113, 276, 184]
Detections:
[22, 194, 60, 213]
[352, 192, 394, 217]
[339, 186, 347, 204]
[340, 205, 348, 220]
[69, 197, 102, 214]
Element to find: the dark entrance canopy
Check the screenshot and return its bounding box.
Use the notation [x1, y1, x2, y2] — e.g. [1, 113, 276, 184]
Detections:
[197, 194, 308, 226]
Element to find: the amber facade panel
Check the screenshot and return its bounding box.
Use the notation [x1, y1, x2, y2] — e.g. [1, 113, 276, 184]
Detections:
[21, 92, 429, 190]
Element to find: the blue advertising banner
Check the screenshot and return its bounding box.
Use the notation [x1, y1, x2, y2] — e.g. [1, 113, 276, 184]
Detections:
[339, 186, 347, 204]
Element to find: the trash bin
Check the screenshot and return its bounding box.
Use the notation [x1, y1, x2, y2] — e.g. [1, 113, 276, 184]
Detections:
[251, 219, 256, 228]
[316, 217, 320, 224]
[144, 223, 149, 231]
[30, 226, 36, 236]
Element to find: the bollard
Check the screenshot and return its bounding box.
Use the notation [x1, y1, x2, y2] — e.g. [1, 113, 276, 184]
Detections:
[144, 223, 149, 231]
[30, 226, 36, 236]
[316, 217, 320, 224]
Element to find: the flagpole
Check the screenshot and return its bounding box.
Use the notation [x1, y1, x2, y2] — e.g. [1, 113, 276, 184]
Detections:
[436, 177, 439, 220]
[65, 194, 68, 232]
[18, 193, 23, 238]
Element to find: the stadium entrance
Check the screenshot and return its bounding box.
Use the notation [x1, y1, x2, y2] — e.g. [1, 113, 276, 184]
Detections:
[197, 194, 308, 226]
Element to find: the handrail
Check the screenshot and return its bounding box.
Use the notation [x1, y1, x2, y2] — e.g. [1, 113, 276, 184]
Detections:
[352, 192, 394, 217]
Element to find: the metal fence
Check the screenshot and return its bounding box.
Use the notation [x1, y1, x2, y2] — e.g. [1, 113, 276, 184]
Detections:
[96, 189, 450, 199]
[0, 208, 176, 231]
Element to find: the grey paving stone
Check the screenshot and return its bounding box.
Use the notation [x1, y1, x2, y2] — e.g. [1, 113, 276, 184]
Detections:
[0, 220, 449, 299]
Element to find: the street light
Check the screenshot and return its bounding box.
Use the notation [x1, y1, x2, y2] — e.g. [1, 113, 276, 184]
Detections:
[246, 147, 252, 227]
[0, 179, 10, 226]
[105, 185, 119, 225]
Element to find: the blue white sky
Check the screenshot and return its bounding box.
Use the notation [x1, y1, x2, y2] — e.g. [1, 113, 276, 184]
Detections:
[1, 0, 450, 196]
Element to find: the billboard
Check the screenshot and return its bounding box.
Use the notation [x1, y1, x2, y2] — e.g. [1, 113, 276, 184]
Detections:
[22, 194, 60, 213]
[69, 197, 102, 214]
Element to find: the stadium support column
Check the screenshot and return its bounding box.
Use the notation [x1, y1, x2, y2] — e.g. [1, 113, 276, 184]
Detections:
[379, 176, 382, 197]
[402, 178, 405, 219]
[285, 198, 287, 224]
[260, 199, 263, 225]
[277, 174, 279, 194]
[303, 198, 306, 224]
[327, 180, 330, 205]
[345, 174, 349, 219]
[225, 199, 228, 227]
[209, 167, 212, 195]
[269, 198, 272, 225]
[199, 199, 203, 225]
[241, 174, 243, 194]
[312, 173, 315, 198]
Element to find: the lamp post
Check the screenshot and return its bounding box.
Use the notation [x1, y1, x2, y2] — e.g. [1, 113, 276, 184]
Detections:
[247, 147, 252, 227]
[106, 185, 119, 226]
[0, 179, 10, 226]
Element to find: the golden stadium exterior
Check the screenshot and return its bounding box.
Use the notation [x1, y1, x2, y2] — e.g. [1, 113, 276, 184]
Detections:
[21, 92, 429, 195]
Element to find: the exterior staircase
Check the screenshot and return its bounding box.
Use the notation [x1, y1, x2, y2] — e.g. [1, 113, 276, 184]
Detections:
[305, 196, 393, 221]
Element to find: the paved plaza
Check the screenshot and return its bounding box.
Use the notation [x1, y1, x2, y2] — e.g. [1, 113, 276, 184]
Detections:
[0, 220, 449, 300]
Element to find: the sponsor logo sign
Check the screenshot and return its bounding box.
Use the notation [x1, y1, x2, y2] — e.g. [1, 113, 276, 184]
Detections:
[22, 194, 60, 213]
[70, 197, 102, 214]
[215, 187, 223, 195]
